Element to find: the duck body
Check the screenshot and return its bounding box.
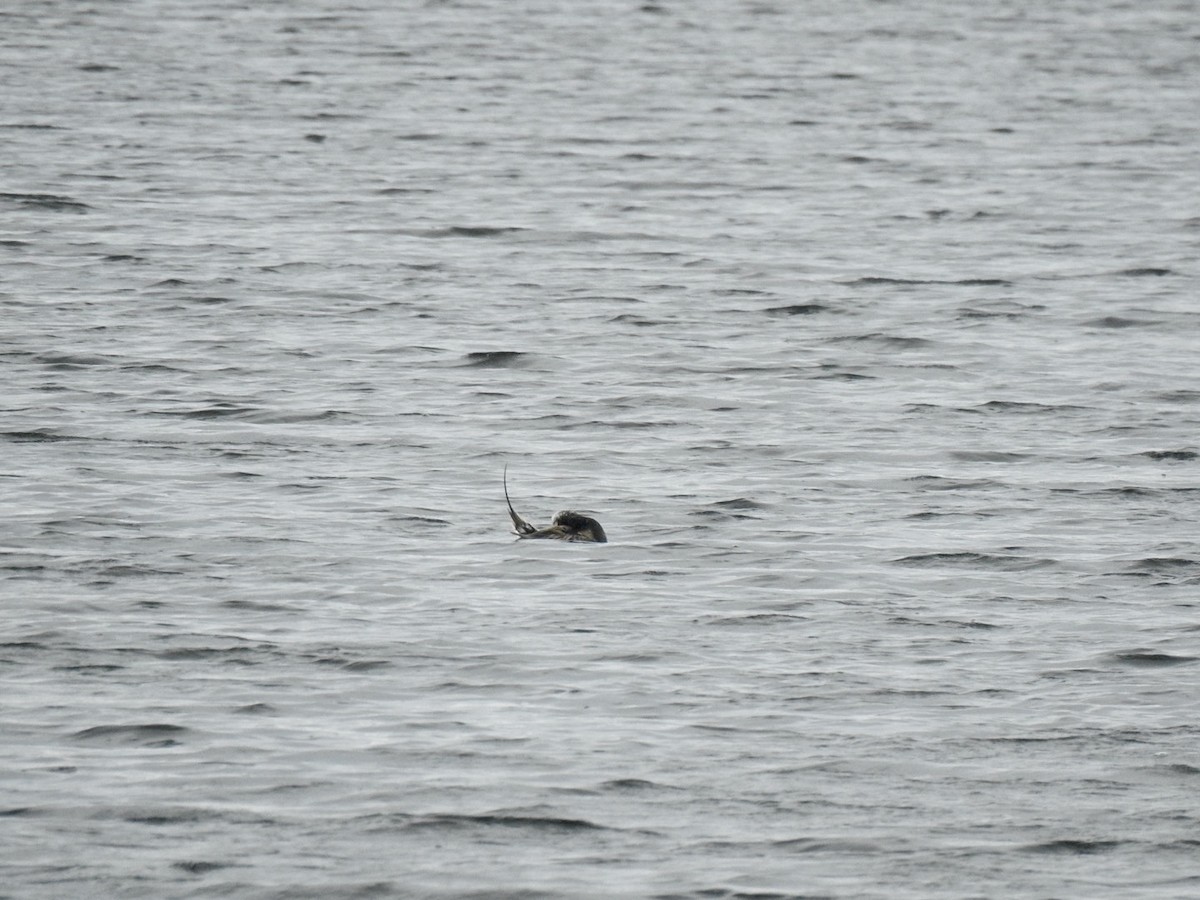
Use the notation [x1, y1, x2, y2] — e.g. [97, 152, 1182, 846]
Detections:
[505, 468, 608, 543]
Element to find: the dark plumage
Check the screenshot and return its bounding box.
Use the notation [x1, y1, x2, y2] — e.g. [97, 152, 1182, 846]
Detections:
[504, 467, 607, 543]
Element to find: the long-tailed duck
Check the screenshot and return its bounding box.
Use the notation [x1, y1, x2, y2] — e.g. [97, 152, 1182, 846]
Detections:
[504, 466, 607, 543]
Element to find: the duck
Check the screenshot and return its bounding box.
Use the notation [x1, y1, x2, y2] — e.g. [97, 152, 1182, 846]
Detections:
[504, 466, 608, 543]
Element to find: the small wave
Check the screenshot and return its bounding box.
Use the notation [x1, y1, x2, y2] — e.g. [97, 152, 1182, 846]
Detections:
[1141, 449, 1197, 461]
[0, 561, 50, 573]
[121, 807, 225, 825]
[95, 563, 182, 578]
[1155, 390, 1200, 403]
[769, 836, 884, 853]
[72, 723, 189, 746]
[847, 276, 1011, 286]
[1, 430, 88, 443]
[342, 660, 392, 672]
[592, 570, 678, 579]
[829, 332, 931, 348]
[718, 288, 772, 297]
[245, 409, 346, 424]
[948, 450, 1030, 462]
[871, 687, 951, 698]
[1118, 267, 1175, 276]
[973, 400, 1085, 414]
[461, 350, 528, 368]
[1085, 315, 1160, 328]
[958, 307, 1030, 320]
[892, 552, 1054, 571]
[813, 369, 875, 380]
[599, 778, 673, 792]
[234, 703, 277, 715]
[393, 514, 452, 527]
[603, 178, 737, 192]
[690, 509, 756, 521]
[907, 475, 1003, 490]
[1107, 650, 1196, 667]
[713, 498, 767, 510]
[1147, 763, 1200, 776]
[991, 734, 1081, 745]
[890, 616, 998, 631]
[152, 404, 259, 419]
[1062, 486, 1160, 499]
[764, 303, 829, 316]
[1126, 557, 1196, 571]
[610, 313, 666, 326]
[607, 418, 677, 429]
[223, 599, 297, 612]
[154, 646, 257, 661]
[34, 351, 116, 367]
[1022, 839, 1122, 855]
[703, 613, 808, 626]
[0, 191, 90, 212]
[172, 861, 230, 875]
[405, 225, 526, 238]
[119, 362, 189, 373]
[309, 650, 393, 672]
[405, 813, 606, 833]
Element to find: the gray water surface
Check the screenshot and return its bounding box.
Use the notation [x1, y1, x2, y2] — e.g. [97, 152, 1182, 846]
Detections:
[3, 1, 1200, 897]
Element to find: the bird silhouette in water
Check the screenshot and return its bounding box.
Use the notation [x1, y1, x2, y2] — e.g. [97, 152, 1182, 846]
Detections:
[504, 466, 607, 543]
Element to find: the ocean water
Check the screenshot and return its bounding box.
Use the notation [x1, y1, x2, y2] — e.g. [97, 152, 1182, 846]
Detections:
[3, 1, 1200, 897]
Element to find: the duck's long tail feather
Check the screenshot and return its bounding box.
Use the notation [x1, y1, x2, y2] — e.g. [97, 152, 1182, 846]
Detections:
[504, 465, 537, 535]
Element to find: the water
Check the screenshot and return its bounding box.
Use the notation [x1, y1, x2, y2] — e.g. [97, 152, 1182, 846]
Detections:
[3, 1, 1200, 897]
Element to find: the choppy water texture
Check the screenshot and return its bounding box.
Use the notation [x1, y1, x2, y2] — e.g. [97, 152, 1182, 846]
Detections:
[3, 1, 1200, 897]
